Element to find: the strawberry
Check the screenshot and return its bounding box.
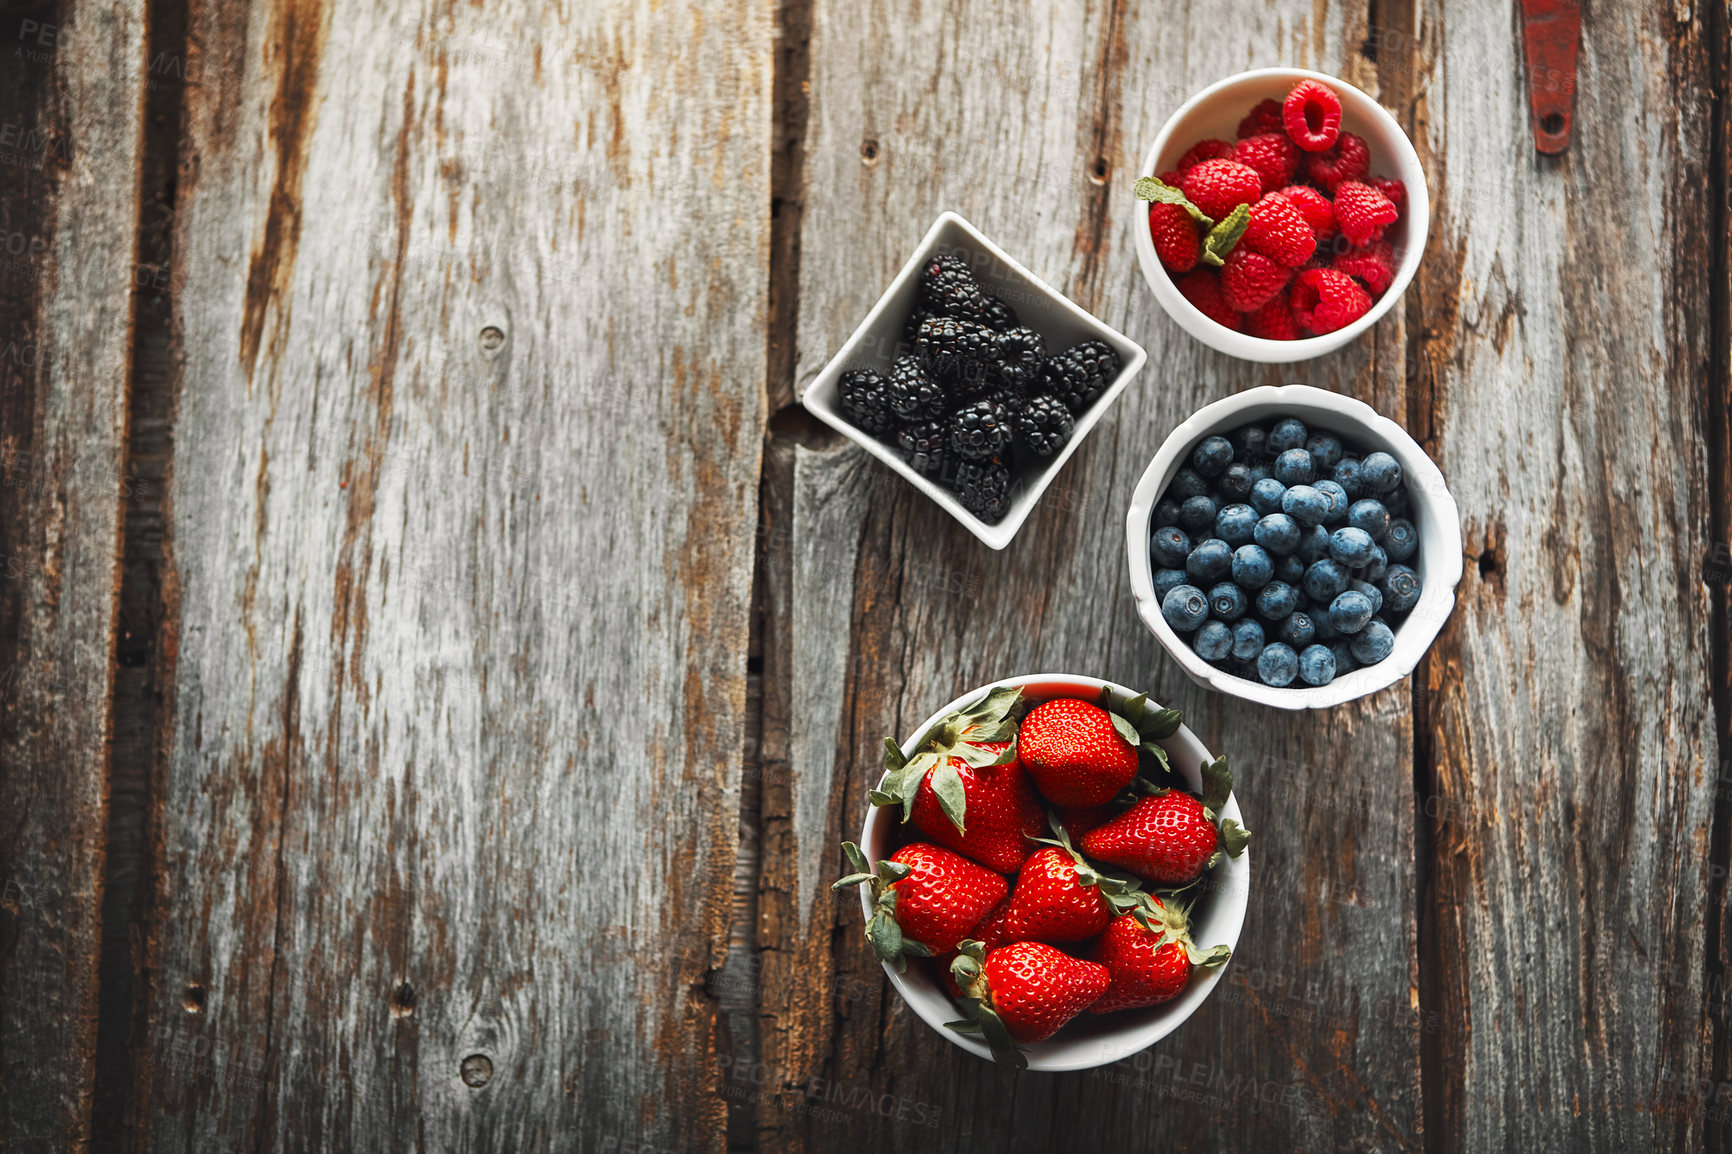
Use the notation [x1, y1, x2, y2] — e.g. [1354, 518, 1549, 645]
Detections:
[1304, 131, 1370, 192]
[1089, 900, 1230, 1013]
[1219, 246, 1290, 313]
[1333, 239, 1396, 296]
[1180, 159, 1264, 220]
[1277, 184, 1337, 243]
[833, 841, 1007, 970]
[936, 897, 1013, 997]
[1244, 290, 1300, 341]
[1291, 267, 1374, 333]
[1148, 202, 1201, 273]
[1057, 803, 1119, 841]
[1174, 271, 1242, 331]
[1173, 138, 1232, 174]
[1332, 180, 1399, 246]
[1082, 792, 1219, 886]
[1282, 78, 1342, 152]
[1017, 698, 1138, 807]
[1231, 132, 1299, 193]
[947, 940, 1110, 1062]
[999, 847, 1112, 943]
[1236, 97, 1285, 139]
[1241, 192, 1317, 269]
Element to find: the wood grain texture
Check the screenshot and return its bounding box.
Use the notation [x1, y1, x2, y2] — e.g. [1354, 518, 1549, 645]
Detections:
[1413, 0, 1724, 1149]
[138, 0, 770, 1150]
[0, 1, 144, 1149]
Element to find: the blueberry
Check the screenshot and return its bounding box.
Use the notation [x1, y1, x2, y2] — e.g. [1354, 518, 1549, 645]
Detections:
[1306, 433, 1343, 472]
[1331, 457, 1365, 499]
[1215, 503, 1260, 547]
[1249, 477, 1288, 515]
[1161, 584, 1209, 632]
[1275, 553, 1305, 585]
[1329, 526, 1375, 568]
[1312, 610, 1340, 640]
[1216, 463, 1255, 502]
[1230, 618, 1265, 662]
[1347, 499, 1390, 541]
[1314, 480, 1350, 524]
[1350, 618, 1396, 664]
[1302, 559, 1349, 603]
[1171, 468, 1211, 499]
[1186, 538, 1234, 583]
[1255, 581, 1298, 620]
[1256, 642, 1300, 687]
[1328, 589, 1375, 634]
[1384, 486, 1410, 518]
[1231, 423, 1270, 462]
[1191, 435, 1234, 477]
[1281, 485, 1329, 527]
[1360, 451, 1403, 493]
[1329, 640, 1359, 674]
[1381, 565, 1422, 614]
[1207, 581, 1249, 622]
[1384, 518, 1418, 563]
[1269, 417, 1308, 453]
[1295, 523, 1332, 563]
[1150, 525, 1191, 567]
[1273, 448, 1316, 486]
[1349, 578, 1383, 614]
[1179, 495, 1221, 533]
[1362, 545, 1389, 583]
[1193, 619, 1233, 660]
[1253, 513, 1300, 556]
[1231, 544, 1274, 590]
[1246, 463, 1273, 483]
[1298, 643, 1337, 686]
[1278, 611, 1316, 648]
[1153, 567, 1189, 601]
[1153, 498, 1183, 528]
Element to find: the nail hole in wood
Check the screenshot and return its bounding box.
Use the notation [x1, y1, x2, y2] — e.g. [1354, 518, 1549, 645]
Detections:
[478, 326, 506, 351]
[1089, 156, 1110, 184]
[860, 139, 880, 164]
[1539, 112, 1564, 135]
[390, 981, 416, 1018]
[460, 1053, 494, 1087]
[1478, 548, 1500, 578]
[182, 983, 206, 1014]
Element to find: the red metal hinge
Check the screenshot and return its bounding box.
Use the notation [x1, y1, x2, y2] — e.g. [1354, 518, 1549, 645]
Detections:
[1519, 0, 1582, 153]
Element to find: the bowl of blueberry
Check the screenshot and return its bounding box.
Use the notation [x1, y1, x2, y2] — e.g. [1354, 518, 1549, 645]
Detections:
[803, 212, 1147, 550]
[1124, 384, 1462, 709]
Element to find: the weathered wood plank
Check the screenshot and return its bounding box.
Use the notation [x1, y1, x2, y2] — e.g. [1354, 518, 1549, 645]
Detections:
[1413, 0, 1723, 1149]
[0, 2, 145, 1149]
[758, 2, 1423, 1150]
[141, 1, 770, 1150]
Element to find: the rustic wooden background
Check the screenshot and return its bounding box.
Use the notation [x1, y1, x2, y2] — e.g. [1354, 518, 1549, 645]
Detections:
[0, 0, 1726, 1150]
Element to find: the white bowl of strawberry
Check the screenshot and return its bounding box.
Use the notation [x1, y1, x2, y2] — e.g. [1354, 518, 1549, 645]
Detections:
[1133, 69, 1429, 361]
[835, 675, 1249, 1071]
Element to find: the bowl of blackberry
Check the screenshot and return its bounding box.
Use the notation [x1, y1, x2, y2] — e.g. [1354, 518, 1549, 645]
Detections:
[803, 212, 1147, 550]
[1126, 385, 1462, 710]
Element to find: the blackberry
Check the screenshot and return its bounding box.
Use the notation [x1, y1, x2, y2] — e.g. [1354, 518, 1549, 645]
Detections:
[954, 456, 1012, 522]
[919, 254, 989, 321]
[947, 397, 1014, 461]
[981, 293, 1020, 332]
[1042, 340, 1121, 414]
[836, 368, 899, 436]
[900, 308, 933, 354]
[916, 315, 998, 388]
[895, 419, 951, 479]
[1012, 393, 1074, 457]
[994, 326, 1048, 392]
[886, 355, 948, 420]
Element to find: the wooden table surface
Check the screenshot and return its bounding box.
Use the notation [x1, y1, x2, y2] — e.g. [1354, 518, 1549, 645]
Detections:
[1, 0, 1728, 1151]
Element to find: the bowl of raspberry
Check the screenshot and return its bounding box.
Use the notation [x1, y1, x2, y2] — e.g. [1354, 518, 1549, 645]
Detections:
[1133, 69, 1429, 362]
[839, 674, 1249, 1072]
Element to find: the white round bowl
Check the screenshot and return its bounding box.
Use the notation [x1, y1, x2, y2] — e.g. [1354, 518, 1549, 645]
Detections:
[1135, 68, 1430, 363]
[1126, 384, 1463, 710]
[858, 673, 1249, 1072]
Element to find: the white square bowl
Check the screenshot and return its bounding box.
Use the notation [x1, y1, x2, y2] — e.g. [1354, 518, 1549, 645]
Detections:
[802, 212, 1148, 550]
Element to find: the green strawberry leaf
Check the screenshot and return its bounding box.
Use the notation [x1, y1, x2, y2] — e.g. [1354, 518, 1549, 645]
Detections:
[931, 759, 968, 834]
[832, 872, 874, 891]
[1144, 708, 1183, 740]
[1140, 742, 1172, 774]
[883, 738, 908, 772]
[975, 1004, 1027, 1071]
[1188, 942, 1232, 968]
[1200, 755, 1233, 815]
[867, 788, 898, 808]
[841, 841, 870, 876]
[1133, 176, 1214, 226]
[1108, 711, 1142, 750]
[879, 859, 912, 883]
[902, 940, 933, 957]
[1200, 203, 1250, 267]
[867, 911, 905, 967]
[1219, 818, 1251, 856]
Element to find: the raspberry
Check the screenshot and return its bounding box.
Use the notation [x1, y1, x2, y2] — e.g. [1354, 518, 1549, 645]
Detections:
[1282, 79, 1342, 152]
[1181, 159, 1264, 220]
[1237, 98, 1285, 139]
[1148, 202, 1201, 273]
[1174, 271, 1242, 331]
[1305, 132, 1369, 191]
[1245, 291, 1300, 340]
[1278, 185, 1337, 242]
[1371, 177, 1408, 217]
[1242, 192, 1317, 268]
[1219, 246, 1291, 312]
[1231, 133, 1299, 193]
[1158, 169, 1186, 187]
[1174, 138, 1233, 173]
[1333, 180, 1399, 246]
[1333, 240, 1396, 295]
[1291, 268, 1372, 334]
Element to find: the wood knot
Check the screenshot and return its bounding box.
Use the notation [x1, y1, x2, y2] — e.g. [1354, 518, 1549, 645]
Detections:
[182, 983, 206, 1014]
[460, 1053, 494, 1087]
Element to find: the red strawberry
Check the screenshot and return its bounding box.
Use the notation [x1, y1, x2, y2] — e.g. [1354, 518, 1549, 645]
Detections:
[1089, 900, 1230, 1013]
[1371, 176, 1408, 217]
[1244, 290, 1300, 341]
[1304, 131, 1370, 192]
[1058, 803, 1118, 841]
[1219, 246, 1290, 313]
[1333, 180, 1399, 246]
[1236, 97, 1285, 139]
[999, 847, 1113, 943]
[1231, 132, 1299, 193]
[1180, 159, 1264, 220]
[1278, 184, 1337, 242]
[1333, 239, 1396, 296]
[1282, 78, 1342, 152]
[834, 841, 1008, 969]
[937, 897, 1014, 997]
[910, 742, 1043, 873]
[1173, 138, 1233, 174]
[1148, 202, 1201, 273]
[1241, 192, 1317, 268]
[1017, 698, 1138, 807]
[1291, 267, 1374, 333]
[957, 941, 1110, 1045]
[1174, 270, 1243, 331]
[1081, 792, 1219, 886]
